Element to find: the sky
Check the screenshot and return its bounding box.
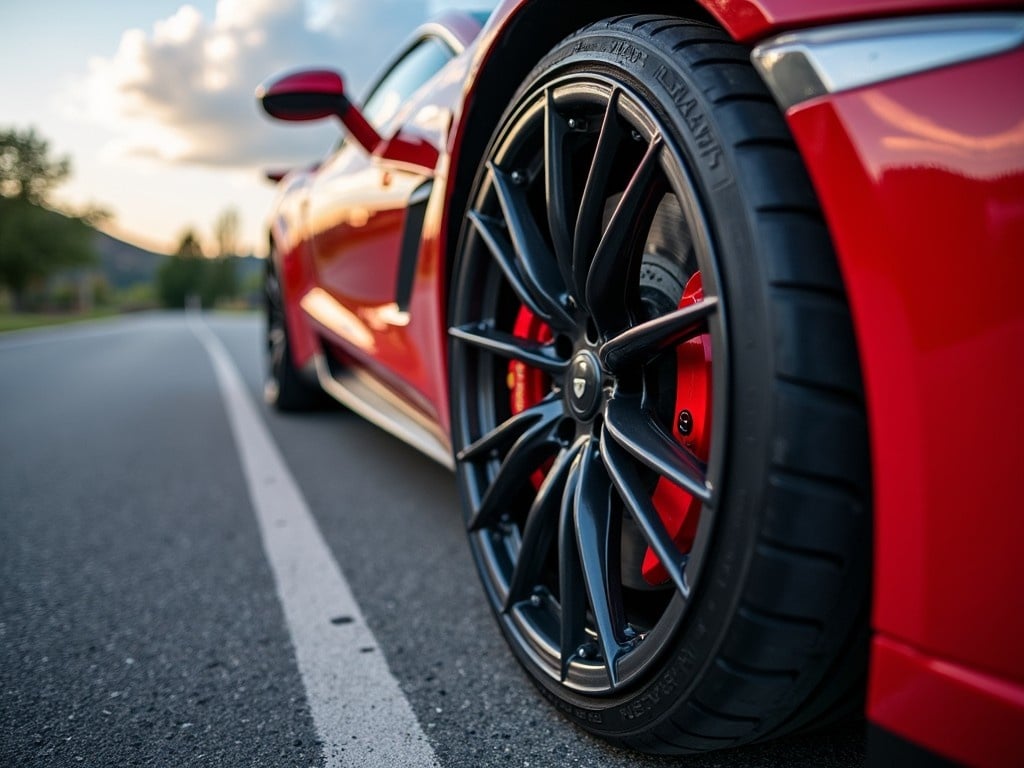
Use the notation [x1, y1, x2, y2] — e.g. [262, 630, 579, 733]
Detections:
[0, 0, 486, 256]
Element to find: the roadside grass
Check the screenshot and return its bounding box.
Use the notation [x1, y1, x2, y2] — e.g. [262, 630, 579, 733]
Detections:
[0, 308, 121, 333]
[212, 300, 260, 315]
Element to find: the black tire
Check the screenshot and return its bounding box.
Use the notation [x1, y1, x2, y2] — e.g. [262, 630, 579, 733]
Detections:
[263, 253, 327, 411]
[449, 15, 870, 754]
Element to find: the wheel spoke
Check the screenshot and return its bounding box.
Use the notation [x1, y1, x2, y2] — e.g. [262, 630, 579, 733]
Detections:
[604, 395, 712, 503]
[574, 439, 630, 688]
[601, 430, 691, 598]
[585, 136, 665, 335]
[544, 88, 575, 294]
[449, 323, 567, 376]
[504, 441, 583, 611]
[557, 454, 587, 681]
[572, 90, 623, 298]
[488, 162, 575, 330]
[599, 297, 718, 373]
[458, 395, 563, 462]
[467, 210, 568, 329]
[467, 403, 564, 532]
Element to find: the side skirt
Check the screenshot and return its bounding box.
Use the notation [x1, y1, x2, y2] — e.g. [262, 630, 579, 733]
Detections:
[312, 352, 455, 470]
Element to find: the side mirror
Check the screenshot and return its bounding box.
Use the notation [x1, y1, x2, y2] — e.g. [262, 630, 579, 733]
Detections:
[257, 69, 383, 155]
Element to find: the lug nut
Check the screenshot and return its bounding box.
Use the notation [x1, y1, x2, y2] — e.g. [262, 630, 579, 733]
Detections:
[677, 409, 693, 436]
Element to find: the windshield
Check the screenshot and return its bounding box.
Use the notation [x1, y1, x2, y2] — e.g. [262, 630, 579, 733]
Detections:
[362, 36, 454, 130]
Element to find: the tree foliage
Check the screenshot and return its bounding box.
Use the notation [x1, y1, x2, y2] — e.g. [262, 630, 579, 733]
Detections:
[156, 230, 238, 309]
[0, 127, 70, 203]
[214, 208, 240, 259]
[0, 127, 96, 308]
[0, 198, 95, 300]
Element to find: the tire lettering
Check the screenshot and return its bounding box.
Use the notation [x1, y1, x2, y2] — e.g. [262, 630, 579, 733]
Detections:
[620, 665, 682, 721]
[654, 65, 725, 180]
[606, 40, 647, 67]
[539, 685, 604, 723]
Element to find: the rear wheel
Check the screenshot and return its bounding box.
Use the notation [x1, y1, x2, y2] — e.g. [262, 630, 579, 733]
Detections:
[449, 16, 870, 753]
[264, 253, 326, 411]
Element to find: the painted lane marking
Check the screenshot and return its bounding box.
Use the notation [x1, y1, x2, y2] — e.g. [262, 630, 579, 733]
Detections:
[190, 318, 439, 768]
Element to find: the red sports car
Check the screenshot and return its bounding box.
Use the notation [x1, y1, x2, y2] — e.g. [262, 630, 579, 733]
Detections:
[256, 2, 1024, 763]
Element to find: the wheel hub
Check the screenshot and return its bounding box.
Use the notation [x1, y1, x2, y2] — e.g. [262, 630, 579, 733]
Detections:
[566, 349, 602, 421]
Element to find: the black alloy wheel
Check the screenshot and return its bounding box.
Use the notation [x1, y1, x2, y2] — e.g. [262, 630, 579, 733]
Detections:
[451, 73, 726, 694]
[450, 16, 870, 753]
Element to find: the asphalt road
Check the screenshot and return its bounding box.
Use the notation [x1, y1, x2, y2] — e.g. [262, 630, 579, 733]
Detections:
[0, 312, 866, 767]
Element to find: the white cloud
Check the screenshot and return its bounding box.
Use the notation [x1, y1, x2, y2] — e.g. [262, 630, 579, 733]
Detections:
[72, 0, 433, 169]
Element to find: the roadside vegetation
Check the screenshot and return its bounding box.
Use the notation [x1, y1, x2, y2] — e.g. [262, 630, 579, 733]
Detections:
[0, 308, 121, 333]
[0, 126, 262, 333]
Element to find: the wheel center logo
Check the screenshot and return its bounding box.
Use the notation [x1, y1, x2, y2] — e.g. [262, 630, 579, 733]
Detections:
[567, 352, 601, 419]
[573, 361, 589, 400]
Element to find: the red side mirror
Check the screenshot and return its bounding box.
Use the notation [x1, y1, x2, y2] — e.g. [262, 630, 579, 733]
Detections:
[256, 69, 347, 122]
[256, 69, 383, 154]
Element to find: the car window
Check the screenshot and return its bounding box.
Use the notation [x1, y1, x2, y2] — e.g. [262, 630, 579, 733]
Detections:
[361, 37, 453, 130]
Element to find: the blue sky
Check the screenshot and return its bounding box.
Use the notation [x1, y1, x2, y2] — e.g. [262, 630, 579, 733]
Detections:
[1, 0, 486, 255]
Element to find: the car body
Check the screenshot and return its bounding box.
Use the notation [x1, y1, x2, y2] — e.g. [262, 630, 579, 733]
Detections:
[257, 1, 1024, 763]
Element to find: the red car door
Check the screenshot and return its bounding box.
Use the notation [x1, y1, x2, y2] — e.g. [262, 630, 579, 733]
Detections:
[306, 35, 454, 396]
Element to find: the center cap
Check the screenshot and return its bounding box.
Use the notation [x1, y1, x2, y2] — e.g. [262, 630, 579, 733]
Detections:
[567, 350, 602, 419]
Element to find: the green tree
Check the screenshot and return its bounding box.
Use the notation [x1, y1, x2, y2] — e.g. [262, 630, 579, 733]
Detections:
[213, 208, 240, 259]
[202, 257, 237, 306]
[156, 230, 205, 308]
[0, 127, 96, 309]
[157, 229, 241, 309]
[0, 127, 70, 203]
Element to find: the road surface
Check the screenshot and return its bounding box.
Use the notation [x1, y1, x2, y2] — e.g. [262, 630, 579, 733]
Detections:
[0, 312, 865, 767]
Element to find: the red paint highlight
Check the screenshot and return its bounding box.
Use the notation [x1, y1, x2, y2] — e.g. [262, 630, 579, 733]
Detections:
[869, 634, 1024, 766]
[786, 48, 1024, 760]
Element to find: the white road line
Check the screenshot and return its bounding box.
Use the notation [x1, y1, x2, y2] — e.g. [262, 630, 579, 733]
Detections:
[190, 317, 440, 768]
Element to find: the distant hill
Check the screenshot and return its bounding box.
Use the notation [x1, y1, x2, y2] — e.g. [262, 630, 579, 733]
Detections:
[92, 230, 263, 291]
[92, 230, 166, 289]
[2, 204, 262, 311]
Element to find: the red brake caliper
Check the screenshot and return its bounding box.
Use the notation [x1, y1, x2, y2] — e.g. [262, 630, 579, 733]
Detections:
[644, 271, 711, 585]
[508, 309, 552, 417]
[508, 308, 553, 488]
[506, 272, 710, 586]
